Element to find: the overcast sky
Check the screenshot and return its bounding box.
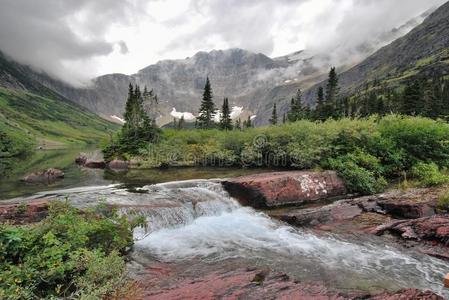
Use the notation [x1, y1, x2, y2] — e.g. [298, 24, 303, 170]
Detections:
[0, 0, 446, 85]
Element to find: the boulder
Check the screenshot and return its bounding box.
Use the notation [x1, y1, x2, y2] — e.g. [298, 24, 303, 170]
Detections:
[222, 171, 346, 208]
[0, 200, 49, 224]
[21, 168, 64, 184]
[107, 159, 129, 170]
[75, 153, 106, 169]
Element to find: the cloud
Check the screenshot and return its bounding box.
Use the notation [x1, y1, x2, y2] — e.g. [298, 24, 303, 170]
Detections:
[0, 0, 147, 86]
[0, 0, 446, 85]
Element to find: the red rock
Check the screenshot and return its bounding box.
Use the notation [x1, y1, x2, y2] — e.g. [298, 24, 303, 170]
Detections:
[0, 200, 49, 224]
[370, 289, 444, 300]
[107, 159, 129, 170]
[373, 215, 449, 245]
[445, 274, 449, 288]
[83, 159, 106, 169]
[223, 171, 346, 208]
[21, 168, 64, 184]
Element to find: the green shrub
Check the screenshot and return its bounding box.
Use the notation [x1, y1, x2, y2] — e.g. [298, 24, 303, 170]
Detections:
[438, 189, 449, 211]
[411, 162, 449, 187]
[327, 153, 387, 195]
[0, 201, 142, 299]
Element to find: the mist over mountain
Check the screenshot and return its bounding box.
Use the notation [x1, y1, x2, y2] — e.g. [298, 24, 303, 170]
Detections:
[0, 4, 443, 125]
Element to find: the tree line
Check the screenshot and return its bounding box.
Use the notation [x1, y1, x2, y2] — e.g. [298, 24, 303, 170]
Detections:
[269, 68, 449, 125]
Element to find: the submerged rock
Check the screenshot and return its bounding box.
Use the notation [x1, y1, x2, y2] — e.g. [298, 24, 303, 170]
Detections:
[21, 168, 64, 184]
[222, 171, 346, 208]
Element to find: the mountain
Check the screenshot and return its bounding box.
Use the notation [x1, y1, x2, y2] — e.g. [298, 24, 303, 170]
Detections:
[298, 1, 449, 111]
[0, 52, 118, 156]
[29, 7, 434, 126]
[0, 6, 438, 127]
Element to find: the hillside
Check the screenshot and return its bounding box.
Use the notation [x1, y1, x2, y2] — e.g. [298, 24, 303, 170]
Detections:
[0, 87, 118, 156]
[300, 1, 449, 108]
[0, 53, 118, 157]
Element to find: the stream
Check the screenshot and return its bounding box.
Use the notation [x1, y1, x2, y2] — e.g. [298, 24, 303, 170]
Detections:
[2, 150, 449, 297]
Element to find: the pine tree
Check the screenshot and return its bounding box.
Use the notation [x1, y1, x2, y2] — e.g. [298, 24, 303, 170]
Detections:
[324, 67, 339, 119]
[325, 67, 339, 107]
[401, 80, 423, 116]
[244, 115, 252, 128]
[219, 97, 233, 130]
[288, 89, 304, 122]
[269, 103, 278, 125]
[197, 77, 215, 129]
[314, 86, 325, 121]
[234, 118, 242, 130]
[178, 115, 185, 130]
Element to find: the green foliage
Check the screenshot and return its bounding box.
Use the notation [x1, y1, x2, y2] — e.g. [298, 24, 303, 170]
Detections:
[219, 98, 233, 131]
[104, 84, 161, 161]
[197, 77, 215, 129]
[0, 201, 140, 299]
[327, 154, 387, 195]
[125, 115, 449, 195]
[437, 189, 449, 211]
[411, 162, 449, 187]
[0, 87, 118, 155]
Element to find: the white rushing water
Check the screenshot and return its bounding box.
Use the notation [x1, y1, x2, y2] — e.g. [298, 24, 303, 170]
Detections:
[42, 179, 449, 296]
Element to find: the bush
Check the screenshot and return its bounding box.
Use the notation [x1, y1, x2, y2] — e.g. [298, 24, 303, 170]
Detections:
[438, 189, 449, 211]
[327, 152, 387, 195]
[411, 162, 449, 187]
[0, 201, 142, 299]
[104, 115, 449, 195]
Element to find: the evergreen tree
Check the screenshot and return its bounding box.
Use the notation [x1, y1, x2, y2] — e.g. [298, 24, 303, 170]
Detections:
[269, 103, 278, 125]
[325, 67, 339, 107]
[219, 97, 233, 130]
[197, 77, 215, 129]
[401, 80, 423, 116]
[234, 118, 242, 130]
[245, 115, 252, 128]
[323, 67, 339, 119]
[314, 86, 325, 121]
[288, 89, 304, 122]
[178, 116, 185, 130]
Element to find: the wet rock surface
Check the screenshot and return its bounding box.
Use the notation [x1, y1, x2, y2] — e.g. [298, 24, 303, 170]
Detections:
[222, 171, 347, 208]
[0, 200, 49, 224]
[128, 258, 444, 300]
[21, 168, 64, 184]
[75, 153, 106, 169]
[107, 159, 129, 170]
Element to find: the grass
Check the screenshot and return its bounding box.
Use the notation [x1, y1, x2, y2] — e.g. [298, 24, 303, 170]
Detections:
[0, 87, 118, 156]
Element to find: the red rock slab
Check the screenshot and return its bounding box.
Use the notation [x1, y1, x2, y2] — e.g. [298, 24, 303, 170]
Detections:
[0, 200, 49, 224]
[223, 171, 346, 208]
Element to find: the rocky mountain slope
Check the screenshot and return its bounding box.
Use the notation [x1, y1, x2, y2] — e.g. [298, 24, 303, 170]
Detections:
[298, 1, 449, 111]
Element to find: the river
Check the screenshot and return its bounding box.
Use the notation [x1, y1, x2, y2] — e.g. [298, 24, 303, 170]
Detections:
[1, 149, 449, 297]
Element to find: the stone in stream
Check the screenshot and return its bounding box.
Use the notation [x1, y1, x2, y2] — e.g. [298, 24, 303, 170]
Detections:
[21, 168, 64, 184]
[222, 171, 347, 208]
[107, 159, 129, 170]
[75, 153, 106, 169]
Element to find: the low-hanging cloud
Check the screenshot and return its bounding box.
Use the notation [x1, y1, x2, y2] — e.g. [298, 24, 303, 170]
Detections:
[0, 0, 147, 86]
[0, 0, 446, 86]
